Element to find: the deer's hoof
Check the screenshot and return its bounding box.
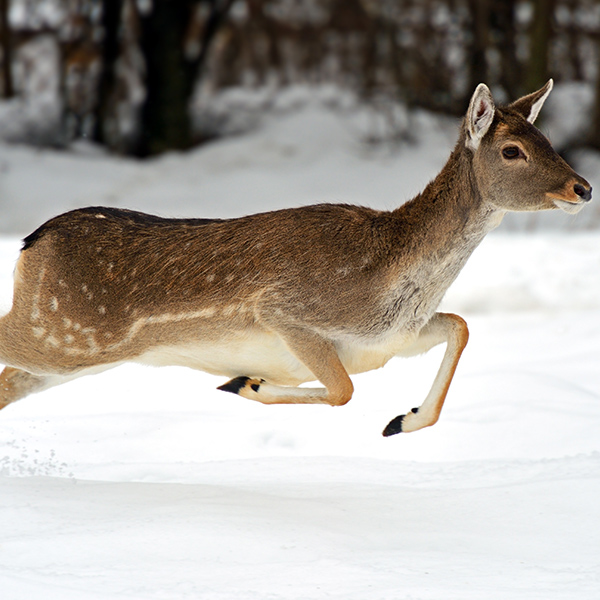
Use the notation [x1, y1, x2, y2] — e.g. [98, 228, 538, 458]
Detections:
[382, 415, 405, 436]
[383, 406, 421, 436]
[217, 376, 250, 395]
[217, 376, 264, 397]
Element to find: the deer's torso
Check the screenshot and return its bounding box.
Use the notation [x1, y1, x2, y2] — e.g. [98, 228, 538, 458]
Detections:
[11, 196, 499, 379]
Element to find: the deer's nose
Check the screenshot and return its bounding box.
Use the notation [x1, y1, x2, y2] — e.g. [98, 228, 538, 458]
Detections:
[574, 183, 592, 202]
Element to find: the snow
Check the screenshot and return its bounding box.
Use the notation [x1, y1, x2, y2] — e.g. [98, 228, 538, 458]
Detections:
[1, 96, 600, 599]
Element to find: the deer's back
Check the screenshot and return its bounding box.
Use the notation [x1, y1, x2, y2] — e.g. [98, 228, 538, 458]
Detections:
[18, 206, 403, 325]
[21, 204, 391, 304]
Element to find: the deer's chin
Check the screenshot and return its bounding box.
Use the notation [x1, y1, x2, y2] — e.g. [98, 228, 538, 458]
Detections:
[553, 198, 586, 214]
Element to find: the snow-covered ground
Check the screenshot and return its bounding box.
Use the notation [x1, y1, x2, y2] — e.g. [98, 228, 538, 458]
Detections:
[1, 97, 600, 599]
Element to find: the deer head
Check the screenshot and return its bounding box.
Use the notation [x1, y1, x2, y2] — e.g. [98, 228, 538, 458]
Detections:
[465, 79, 592, 214]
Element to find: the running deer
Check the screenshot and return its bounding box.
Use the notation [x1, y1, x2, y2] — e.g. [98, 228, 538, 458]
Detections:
[0, 81, 592, 435]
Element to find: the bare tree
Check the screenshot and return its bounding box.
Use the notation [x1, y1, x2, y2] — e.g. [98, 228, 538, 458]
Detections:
[135, 0, 235, 157]
[467, 0, 490, 94]
[590, 38, 600, 151]
[93, 0, 125, 147]
[527, 0, 555, 92]
[0, 0, 13, 98]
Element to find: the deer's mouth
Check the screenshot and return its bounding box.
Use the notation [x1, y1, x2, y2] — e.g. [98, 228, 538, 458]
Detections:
[547, 190, 590, 214]
[546, 181, 592, 214]
[551, 197, 586, 214]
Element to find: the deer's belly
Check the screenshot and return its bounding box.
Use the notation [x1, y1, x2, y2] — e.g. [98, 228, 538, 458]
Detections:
[136, 329, 417, 385]
[137, 330, 311, 384]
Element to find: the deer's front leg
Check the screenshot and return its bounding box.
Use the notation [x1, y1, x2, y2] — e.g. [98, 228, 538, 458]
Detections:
[218, 324, 354, 406]
[383, 312, 469, 436]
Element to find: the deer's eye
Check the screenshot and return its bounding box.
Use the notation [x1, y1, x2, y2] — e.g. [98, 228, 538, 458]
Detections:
[502, 146, 523, 160]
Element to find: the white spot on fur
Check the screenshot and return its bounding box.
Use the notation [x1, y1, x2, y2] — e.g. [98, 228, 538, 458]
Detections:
[98, 306, 106, 315]
[360, 256, 372, 269]
[80, 327, 99, 353]
[146, 307, 217, 324]
[64, 334, 75, 344]
[105, 307, 219, 352]
[207, 274, 215, 283]
[63, 317, 72, 328]
[32, 326, 45, 338]
[95, 214, 107, 219]
[50, 297, 59, 312]
[30, 268, 45, 322]
[45, 335, 60, 348]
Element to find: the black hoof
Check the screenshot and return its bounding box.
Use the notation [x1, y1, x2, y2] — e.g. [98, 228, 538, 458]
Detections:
[382, 415, 405, 437]
[217, 376, 250, 395]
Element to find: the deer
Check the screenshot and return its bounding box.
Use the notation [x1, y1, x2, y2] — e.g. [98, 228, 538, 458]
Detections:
[0, 80, 592, 436]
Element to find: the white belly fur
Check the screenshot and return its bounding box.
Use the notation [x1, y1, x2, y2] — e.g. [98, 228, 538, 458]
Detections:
[137, 328, 419, 386]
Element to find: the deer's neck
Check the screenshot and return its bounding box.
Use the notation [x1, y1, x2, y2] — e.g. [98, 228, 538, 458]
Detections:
[394, 140, 501, 259]
[386, 140, 503, 319]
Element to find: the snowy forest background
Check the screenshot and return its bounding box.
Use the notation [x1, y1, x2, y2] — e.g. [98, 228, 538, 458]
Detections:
[1, 0, 600, 156]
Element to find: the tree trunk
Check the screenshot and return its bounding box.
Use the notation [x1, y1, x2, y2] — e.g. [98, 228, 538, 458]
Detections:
[135, 0, 235, 157]
[527, 0, 555, 92]
[0, 0, 13, 98]
[590, 43, 600, 151]
[467, 0, 490, 95]
[136, 0, 197, 157]
[491, 0, 519, 99]
[93, 0, 124, 148]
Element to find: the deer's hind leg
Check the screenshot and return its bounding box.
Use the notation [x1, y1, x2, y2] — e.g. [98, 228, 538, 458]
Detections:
[0, 367, 60, 409]
[383, 312, 469, 436]
[218, 325, 354, 407]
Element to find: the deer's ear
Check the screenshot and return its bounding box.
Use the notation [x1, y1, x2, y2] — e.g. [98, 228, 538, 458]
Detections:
[466, 83, 495, 151]
[509, 79, 553, 124]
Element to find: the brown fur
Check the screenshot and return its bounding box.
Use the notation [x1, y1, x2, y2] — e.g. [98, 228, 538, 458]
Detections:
[0, 81, 592, 435]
